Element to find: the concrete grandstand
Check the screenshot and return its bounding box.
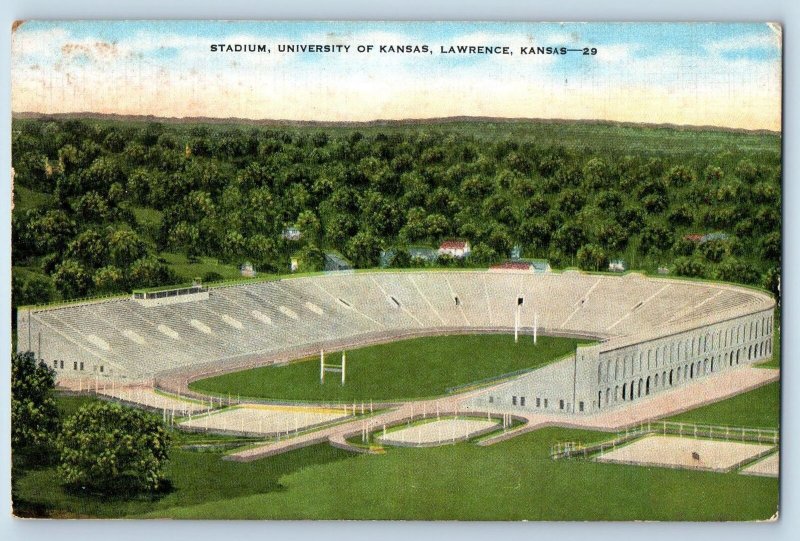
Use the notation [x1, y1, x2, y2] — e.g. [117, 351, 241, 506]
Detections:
[17, 270, 775, 416]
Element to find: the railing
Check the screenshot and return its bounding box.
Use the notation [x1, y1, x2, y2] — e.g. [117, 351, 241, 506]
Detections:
[551, 420, 779, 460]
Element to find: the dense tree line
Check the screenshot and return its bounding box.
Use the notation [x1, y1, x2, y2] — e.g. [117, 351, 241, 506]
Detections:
[12, 118, 782, 312]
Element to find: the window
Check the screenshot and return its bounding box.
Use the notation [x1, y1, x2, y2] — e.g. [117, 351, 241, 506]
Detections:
[79, 362, 84, 371]
[512, 396, 517, 406]
[53, 360, 58, 369]
[517, 297, 524, 306]
[520, 397, 526, 407]
[579, 401, 584, 412]
[559, 399, 565, 410]
[454, 296, 460, 306]
[100, 365, 104, 373]
[73, 362, 78, 370]
[543, 399, 548, 408]
[60, 360, 64, 369]
[536, 398, 541, 408]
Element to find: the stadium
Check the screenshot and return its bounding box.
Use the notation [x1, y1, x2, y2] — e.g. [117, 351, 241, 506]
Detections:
[17, 270, 774, 433]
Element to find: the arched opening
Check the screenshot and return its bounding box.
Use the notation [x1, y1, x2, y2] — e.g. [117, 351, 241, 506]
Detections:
[638, 378, 643, 398]
[622, 383, 627, 401]
[606, 388, 610, 405]
[710, 357, 714, 372]
[646, 376, 651, 395]
[615, 385, 619, 401]
[703, 358, 708, 375]
[690, 364, 694, 379]
[631, 380, 636, 401]
[662, 371, 667, 385]
[598, 390, 602, 409]
[655, 373, 659, 387]
[669, 369, 674, 386]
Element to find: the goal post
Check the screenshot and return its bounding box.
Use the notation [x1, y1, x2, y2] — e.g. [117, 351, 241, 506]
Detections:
[320, 348, 346, 385]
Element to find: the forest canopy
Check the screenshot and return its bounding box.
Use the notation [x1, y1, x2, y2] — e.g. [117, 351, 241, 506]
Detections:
[11, 117, 781, 315]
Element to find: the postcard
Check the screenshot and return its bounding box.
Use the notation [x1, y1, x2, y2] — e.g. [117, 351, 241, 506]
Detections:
[10, 21, 781, 520]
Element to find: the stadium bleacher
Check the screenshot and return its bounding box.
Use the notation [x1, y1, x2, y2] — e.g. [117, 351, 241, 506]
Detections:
[17, 271, 775, 382]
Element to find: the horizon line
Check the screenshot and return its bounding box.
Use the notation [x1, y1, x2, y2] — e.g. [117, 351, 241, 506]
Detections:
[10, 111, 782, 136]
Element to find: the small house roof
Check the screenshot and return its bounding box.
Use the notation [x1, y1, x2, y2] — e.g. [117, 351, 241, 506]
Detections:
[439, 240, 469, 250]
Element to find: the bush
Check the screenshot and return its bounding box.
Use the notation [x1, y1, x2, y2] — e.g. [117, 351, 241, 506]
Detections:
[202, 271, 224, 283]
[11, 352, 59, 456]
[577, 244, 609, 272]
[674, 257, 707, 278]
[57, 402, 171, 495]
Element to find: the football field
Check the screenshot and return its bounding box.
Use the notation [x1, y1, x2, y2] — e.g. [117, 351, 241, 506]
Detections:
[190, 334, 590, 402]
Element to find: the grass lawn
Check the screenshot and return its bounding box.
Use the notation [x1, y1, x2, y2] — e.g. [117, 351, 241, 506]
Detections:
[13, 380, 779, 520]
[667, 381, 780, 429]
[14, 425, 777, 520]
[157, 252, 261, 283]
[189, 334, 589, 402]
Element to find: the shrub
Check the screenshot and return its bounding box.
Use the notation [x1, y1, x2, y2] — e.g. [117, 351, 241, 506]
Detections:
[57, 402, 171, 495]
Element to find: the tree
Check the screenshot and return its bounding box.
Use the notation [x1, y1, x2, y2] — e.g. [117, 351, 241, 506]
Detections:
[673, 257, 707, 278]
[66, 229, 108, 269]
[57, 402, 171, 495]
[639, 224, 671, 254]
[667, 204, 694, 227]
[596, 223, 628, 251]
[577, 244, 609, 271]
[12, 352, 59, 457]
[108, 228, 148, 268]
[761, 231, 781, 263]
[716, 258, 760, 285]
[73, 191, 112, 223]
[700, 239, 730, 263]
[15, 273, 56, 307]
[93, 265, 126, 293]
[469, 242, 499, 265]
[298, 243, 326, 272]
[129, 257, 176, 289]
[553, 223, 587, 256]
[388, 248, 411, 269]
[52, 260, 92, 299]
[582, 157, 612, 189]
[202, 271, 224, 283]
[557, 189, 586, 214]
[672, 237, 697, 257]
[296, 210, 322, 244]
[665, 165, 696, 187]
[764, 266, 780, 306]
[346, 231, 381, 268]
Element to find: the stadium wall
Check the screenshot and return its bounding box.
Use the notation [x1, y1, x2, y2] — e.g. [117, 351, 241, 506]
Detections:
[464, 307, 774, 415]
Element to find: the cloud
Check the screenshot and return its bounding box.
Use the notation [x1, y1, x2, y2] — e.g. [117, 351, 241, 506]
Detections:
[705, 32, 781, 55]
[10, 22, 782, 131]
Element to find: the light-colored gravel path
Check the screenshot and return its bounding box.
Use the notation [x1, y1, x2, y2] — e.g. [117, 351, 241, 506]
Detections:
[595, 434, 774, 471]
[377, 419, 498, 446]
[740, 452, 780, 477]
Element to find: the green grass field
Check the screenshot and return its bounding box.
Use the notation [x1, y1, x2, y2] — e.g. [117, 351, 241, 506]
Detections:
[189, 334, 589, 402]
[14, 379, 779, 520]
[667, 381, 780, 429]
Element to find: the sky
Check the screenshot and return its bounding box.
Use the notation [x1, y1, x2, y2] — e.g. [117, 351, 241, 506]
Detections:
[11, 21, 783, 131]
